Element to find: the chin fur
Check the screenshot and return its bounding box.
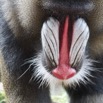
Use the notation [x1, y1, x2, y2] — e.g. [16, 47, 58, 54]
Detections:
[28, 52, 94, 88]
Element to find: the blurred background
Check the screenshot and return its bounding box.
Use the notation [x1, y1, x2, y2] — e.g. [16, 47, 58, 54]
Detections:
[0, 83, 6, 103]
[0, 82, 68, 103]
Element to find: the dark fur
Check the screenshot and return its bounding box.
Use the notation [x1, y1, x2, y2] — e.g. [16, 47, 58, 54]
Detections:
[0, 0, 103, 103]
[0, 9, 51, 103]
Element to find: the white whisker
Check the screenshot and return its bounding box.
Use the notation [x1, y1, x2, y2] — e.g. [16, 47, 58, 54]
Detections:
[17, 62, 34, 80]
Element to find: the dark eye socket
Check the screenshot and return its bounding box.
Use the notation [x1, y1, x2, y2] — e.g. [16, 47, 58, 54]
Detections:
[41, 0, 94, 15]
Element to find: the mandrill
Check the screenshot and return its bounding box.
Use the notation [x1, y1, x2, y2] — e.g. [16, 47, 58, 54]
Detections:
[0, 0, 103, 103]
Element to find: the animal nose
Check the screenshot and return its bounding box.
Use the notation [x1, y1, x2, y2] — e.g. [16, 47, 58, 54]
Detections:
[42, 0, 94, 15]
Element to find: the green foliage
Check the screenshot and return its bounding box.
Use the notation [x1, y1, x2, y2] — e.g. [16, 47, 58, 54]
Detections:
[0, 88, 68, 103]
[0, 91, 68, 103]
[51, 93, 68, 103]
[0, 92, 6, 103]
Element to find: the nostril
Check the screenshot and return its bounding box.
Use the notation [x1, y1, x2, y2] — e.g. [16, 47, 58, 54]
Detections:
[42, 0, 94, 15]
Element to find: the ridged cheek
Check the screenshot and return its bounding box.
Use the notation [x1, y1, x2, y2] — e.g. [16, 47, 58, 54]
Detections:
[70, 19, 90, 67]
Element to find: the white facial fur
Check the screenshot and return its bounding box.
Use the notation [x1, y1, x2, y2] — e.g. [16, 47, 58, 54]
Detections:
[70, 18, 90, 66]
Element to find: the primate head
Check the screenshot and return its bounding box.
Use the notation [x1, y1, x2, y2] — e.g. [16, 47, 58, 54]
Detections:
[1, 0, 103, 87]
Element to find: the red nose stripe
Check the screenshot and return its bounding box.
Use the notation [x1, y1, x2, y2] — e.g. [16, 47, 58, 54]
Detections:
[52, 16, 76, 80]
[59, 16, 70, 64]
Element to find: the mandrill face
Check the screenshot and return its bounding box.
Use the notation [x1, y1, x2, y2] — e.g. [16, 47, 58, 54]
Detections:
[29, 0, 94, 87]
[40, 17, 90, 81]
